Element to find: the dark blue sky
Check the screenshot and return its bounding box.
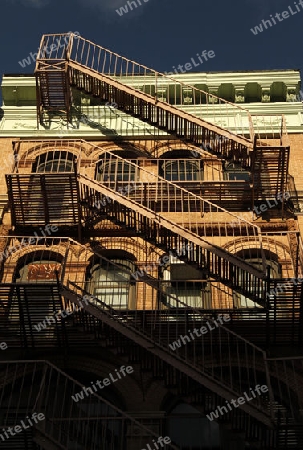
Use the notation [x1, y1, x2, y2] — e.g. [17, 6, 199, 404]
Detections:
[0, 0, 302, 80]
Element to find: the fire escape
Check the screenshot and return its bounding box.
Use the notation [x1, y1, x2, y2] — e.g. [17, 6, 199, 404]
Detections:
[0, 360, 181, 449]
[35, 33, 289, 202]
[0, 236, 302, 447]
[1, 33, 302, 448]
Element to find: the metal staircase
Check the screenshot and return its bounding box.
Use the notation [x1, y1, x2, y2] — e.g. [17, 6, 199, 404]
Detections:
[6, 139, 300, 316]
[35, 35, 73, 125]
[57, 272, 303, 447]
[36, 71, 70, 112]
[3, 31, 296, 447]
[0, 236, 273, 428]
[6, 140, 270, 302]
[6, 172, 80, 226]
[35, 33, 289, 200]
[76, 143, 270, 301]
[58, 280, 274, 427]
[0, 235, 301, 348]
[52, 238, 275, 426]
[0, 360, 179, 450]
[78, 172, 267, 302]
[32, 35, 289, 307]
[0, 237, 302, 446]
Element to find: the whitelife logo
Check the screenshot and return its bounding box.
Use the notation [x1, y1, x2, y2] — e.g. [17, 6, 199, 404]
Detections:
[169, 315, 231, 351]
[266, 276, 303, 299]
[18, 31, 80, 68]
[33, 294, 90, 332]
[0, 412, 45, 442]
[141, 436, 172, 450]
[92, 181, 137, 210]
[250, 1, 303, 35]
[0, 342, 7, 351]
[206, 384, 269, 421]
[0, 224, 58, 264]
[164, 50, 215, 76]
[71, 365, 134, 402]
[229, 192, 290, 228]
[116, 0, 150, 16]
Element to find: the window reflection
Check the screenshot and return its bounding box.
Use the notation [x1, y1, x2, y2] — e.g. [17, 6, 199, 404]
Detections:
[87, 259, 135, 309]
[97, 160, 137, 182]
[224, 162, 250, 181]
[33, 151, 75, 173]
[161, 160, 202, 182]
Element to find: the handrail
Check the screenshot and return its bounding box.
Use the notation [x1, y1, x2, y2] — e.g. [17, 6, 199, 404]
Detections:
[2, 236, 302, 424]
[0, 359, 179, 449]
[61, 280, 274, 426]
[11, 138, 267, 276]
[36, 33, 254, 144]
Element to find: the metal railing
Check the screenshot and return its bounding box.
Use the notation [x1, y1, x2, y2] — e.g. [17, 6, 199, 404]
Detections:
[36, 33, 254, 142]
[10, 139, 267, 281]
[0, 360, 179, 449]
[0, 235, 302, 347]
[0, 236, 302, 424]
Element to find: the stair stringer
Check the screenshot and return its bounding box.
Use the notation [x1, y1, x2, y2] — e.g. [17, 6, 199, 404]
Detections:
[0, 360, 180, 450]
[80, 139, 267, 271]
[58, 281, 274, 428]
[34, 33, 290, 199]
[35, 34, 255, 158]
[78, 174, 267, 302]
[67, 61, 253, 150]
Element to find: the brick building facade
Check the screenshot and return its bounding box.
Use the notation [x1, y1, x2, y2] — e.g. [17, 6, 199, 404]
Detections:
[0, 33, 303, 449]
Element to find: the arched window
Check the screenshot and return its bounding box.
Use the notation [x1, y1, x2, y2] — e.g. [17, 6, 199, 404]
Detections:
[30, 151, 77, 224]
[161, 160, 202, 181]
[32, 151, 75, 173]
[160, 150, 203, 182]
[87, 256, 136, 309]
[162, 255, 211, 309]
[224, 162, 250, 181]
[234, 252, 281, 308]
[167, 403, 220, 449]
[13, 250, 62, 282]
[10, 252, 63, 339]
[96, 158, 137, 183]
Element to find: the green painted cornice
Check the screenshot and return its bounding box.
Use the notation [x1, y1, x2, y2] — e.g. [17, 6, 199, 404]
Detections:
[1, 71, 302, 136]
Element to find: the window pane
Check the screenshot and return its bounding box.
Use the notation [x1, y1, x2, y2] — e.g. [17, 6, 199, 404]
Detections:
[228, 172, 250, 181]
[234, 257, 281, 309]
[98, 161, 136, 182]
[162, 160, 201, 181]
[225, 162, 250, 182]
[34, 151, 74, 173]
[89, 259, 133, 309]
[170, 284, 202, 308]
